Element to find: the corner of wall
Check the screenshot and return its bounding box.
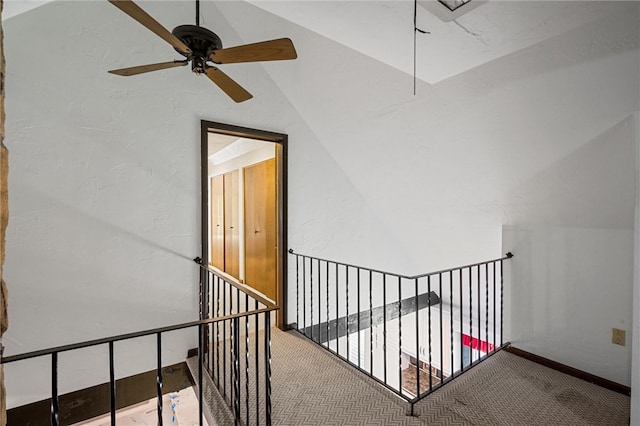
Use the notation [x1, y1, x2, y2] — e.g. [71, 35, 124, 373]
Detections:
[631, 111, 640, 426]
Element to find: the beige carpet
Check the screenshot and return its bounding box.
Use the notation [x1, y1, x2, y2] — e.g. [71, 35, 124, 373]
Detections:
[270, 329, 421, 426]
[192, 328, 631, 425]
[414, 350, 630, 425]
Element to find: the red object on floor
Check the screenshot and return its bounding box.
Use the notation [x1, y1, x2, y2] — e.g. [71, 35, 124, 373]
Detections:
[462, 333, 494, 353]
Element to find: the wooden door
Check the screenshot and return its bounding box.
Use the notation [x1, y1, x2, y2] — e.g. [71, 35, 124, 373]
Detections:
[224, 171, 240, 279]
[244, 158, 277, 301]
[210, 175, 225, 269]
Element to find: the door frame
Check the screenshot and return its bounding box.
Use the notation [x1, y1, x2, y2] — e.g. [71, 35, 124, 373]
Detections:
[200, 120, 288, 329]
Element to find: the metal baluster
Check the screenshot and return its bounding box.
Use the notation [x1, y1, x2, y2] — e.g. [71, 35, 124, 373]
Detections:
[346, 265, 350, 362]
[265, 313, 272, 426]
[199, 324, 204, 426]
[383, 273, 387, 384]
[336, 262, 339, 354]
[439, 273, 443, 382]
[449, 270, 454, 378]
[493, 261, 496, 353]
[223, 281, 227, 398]
[469, 267, 473, 364]
[310, 258, 314, 341]
[51, 353, 59, 426]
[369, 270, 373, 377]
[296, 254, 300, 331]
[414, 277, 420, 397]
[233, 317, 241, 424]
[255, 300, 260, 426]
[205, 272, 215, 374]
[230, 316, 235, 417]
[326, 261, 330, 346]
[157, 333, 163, 425]
[477, 265, 480, 360]
[318, 259, 322, 343]
[303, 257, 307, 337]
[245, 296, 250, 426]
[428, 275, 432, 392]
[357, 267, 361, 369]
[485, 263, 489, 357]
[500, 260, 504, 346]
[109, 343, 116, 426]
[398, 276, 402, 395]
[459, 269, 463, 371]
[216, 276, 221, 386]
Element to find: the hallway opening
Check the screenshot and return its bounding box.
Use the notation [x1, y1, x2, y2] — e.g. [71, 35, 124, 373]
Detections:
[200, 121, 288, 328]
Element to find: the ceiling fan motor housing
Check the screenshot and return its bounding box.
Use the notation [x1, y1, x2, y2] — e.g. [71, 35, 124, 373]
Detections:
[172, 24, 223, 74]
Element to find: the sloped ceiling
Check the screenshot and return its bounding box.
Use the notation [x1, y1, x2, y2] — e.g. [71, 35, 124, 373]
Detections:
[2, 0, 48, 19]
[246, 0, 617, 83]
[3, 0, 639, 268]
[3, 0, 622, 84]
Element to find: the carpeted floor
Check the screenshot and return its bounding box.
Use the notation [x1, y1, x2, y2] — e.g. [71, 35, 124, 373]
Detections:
[414, 349, 630, 425]
[191, 328, 631, 426]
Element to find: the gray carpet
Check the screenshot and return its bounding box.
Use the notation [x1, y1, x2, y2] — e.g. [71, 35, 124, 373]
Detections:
[191, 328, 631, 426]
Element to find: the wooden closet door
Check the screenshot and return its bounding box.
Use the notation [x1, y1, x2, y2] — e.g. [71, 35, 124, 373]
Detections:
[244, 158, 277, 300]
[210, 175, 225, 269]
[224, 171, 240, 279]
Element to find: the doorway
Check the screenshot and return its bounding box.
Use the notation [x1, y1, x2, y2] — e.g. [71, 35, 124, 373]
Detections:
[200, 121, 287, 329]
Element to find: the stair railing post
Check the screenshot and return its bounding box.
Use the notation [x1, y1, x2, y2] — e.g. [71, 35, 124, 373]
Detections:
[265, 312, 272, 426]
[51, 352, 59, 426]
[109, 342, 116, 426]
[414, 277, 420, 397]
[198, 323, 204, 426]
[156, 333, 163, 426]
[233, 317, 241, 424]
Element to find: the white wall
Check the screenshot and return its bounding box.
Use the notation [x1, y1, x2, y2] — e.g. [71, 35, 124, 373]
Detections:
[265, 0, 637, 386]
[2, 0, 406, 407]
[631, 112, 640, 425]
[503, 226, 634, 385]
[3, 0, 639, 408]
[500, 113, 637, 385]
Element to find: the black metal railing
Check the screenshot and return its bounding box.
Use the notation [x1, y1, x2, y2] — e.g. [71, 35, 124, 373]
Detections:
[2, 263, 277, 426]
[199, 263, 277, 426]
[288, 249, 513, 413]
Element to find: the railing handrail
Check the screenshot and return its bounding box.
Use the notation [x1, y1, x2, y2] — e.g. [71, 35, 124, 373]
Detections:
[290, 247, 513, 412]
[288, 249, 513, 280]
[1, 306, 278, 364]
[197, 262, 276, 309]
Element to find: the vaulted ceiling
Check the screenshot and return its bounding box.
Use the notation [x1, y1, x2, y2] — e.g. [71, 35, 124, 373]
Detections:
[245, 0, 617, 83]
[3, 0, 624, 84]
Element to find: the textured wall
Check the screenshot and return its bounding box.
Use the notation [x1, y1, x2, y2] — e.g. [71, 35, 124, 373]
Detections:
[631, 112, 640, 425]
[2, 0, 392, 408]
[2, 0, 639, 409]
[1, 0, 8, 423]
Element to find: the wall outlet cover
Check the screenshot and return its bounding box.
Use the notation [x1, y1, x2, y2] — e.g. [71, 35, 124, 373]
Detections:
[612, 328, 626, 346]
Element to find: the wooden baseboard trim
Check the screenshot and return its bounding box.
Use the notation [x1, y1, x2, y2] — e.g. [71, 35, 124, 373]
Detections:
[7, 361, 194, 425]
[504, 346, 631, 396]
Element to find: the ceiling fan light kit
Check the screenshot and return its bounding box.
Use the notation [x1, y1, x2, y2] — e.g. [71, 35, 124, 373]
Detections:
[107, 0, 298, 103]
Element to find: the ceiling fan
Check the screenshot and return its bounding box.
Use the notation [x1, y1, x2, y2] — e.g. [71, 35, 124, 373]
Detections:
[107, 0, 298, 103]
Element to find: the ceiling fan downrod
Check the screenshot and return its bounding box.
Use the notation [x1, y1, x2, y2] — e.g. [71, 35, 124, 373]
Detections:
[196, 0, 200, 27]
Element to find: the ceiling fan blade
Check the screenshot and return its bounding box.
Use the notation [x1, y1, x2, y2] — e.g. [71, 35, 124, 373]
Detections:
[209, 38, 297, 64]
[109, 60, 188, 76]
[108, 0, 192, 56]
[204, 67, 253, 103]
